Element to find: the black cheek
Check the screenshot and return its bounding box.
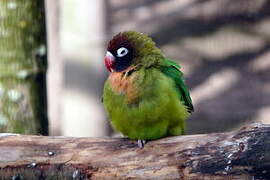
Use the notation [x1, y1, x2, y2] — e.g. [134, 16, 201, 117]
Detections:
[114, 52, 133, 72]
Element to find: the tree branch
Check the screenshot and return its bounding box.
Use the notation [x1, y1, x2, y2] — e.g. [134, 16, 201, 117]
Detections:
[0, 123, 269, 179]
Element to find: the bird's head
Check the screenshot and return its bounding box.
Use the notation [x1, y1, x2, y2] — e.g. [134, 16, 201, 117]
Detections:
[104, 31, 163, 72]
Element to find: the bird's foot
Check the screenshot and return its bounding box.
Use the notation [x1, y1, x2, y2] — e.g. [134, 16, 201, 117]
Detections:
[137, 139, 146, 148]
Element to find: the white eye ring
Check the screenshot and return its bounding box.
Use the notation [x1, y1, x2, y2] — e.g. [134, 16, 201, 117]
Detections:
[116, 47, 129, 57]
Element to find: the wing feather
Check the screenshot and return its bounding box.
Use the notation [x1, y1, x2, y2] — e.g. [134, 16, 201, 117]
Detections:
[159, 59, 194, 112]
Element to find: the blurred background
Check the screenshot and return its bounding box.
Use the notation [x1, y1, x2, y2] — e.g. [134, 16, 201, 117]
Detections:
[46, 0, 270, 137]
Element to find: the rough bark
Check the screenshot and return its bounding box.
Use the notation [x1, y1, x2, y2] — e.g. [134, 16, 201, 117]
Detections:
[0, 123, 269, 179]
[0, 0, 48, 134]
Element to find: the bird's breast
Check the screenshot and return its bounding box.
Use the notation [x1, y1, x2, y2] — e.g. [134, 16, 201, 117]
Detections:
[108, 69, 138, 104]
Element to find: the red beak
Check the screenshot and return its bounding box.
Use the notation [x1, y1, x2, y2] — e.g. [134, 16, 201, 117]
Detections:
[104, 51, 115, 72]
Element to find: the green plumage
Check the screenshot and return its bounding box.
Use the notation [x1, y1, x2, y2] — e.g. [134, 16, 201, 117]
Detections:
[160, 59, 194, 113]
[103, 31, 193, 140]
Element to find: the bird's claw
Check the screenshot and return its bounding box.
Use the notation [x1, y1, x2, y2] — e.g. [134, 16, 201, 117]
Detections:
[137, 139, 146, 148]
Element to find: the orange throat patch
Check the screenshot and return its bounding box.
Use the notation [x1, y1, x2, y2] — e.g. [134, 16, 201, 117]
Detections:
[108, 66, 138, 104]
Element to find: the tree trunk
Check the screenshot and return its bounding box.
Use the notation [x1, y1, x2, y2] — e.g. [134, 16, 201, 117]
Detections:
[0, 0, 48, 134]
[0, 123, 269, 179]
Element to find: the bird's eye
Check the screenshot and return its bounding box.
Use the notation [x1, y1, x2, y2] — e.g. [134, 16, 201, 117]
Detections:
[116, 47, 129, 57]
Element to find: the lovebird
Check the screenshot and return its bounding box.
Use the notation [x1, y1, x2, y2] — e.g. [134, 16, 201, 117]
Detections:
[102, 31, 193, 148]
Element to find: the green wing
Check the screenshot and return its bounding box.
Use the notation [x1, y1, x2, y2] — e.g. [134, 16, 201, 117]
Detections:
[159, 59, 194, 113]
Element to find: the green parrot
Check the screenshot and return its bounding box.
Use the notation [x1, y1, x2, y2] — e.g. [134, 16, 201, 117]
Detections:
[102, 31, 193, 148]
